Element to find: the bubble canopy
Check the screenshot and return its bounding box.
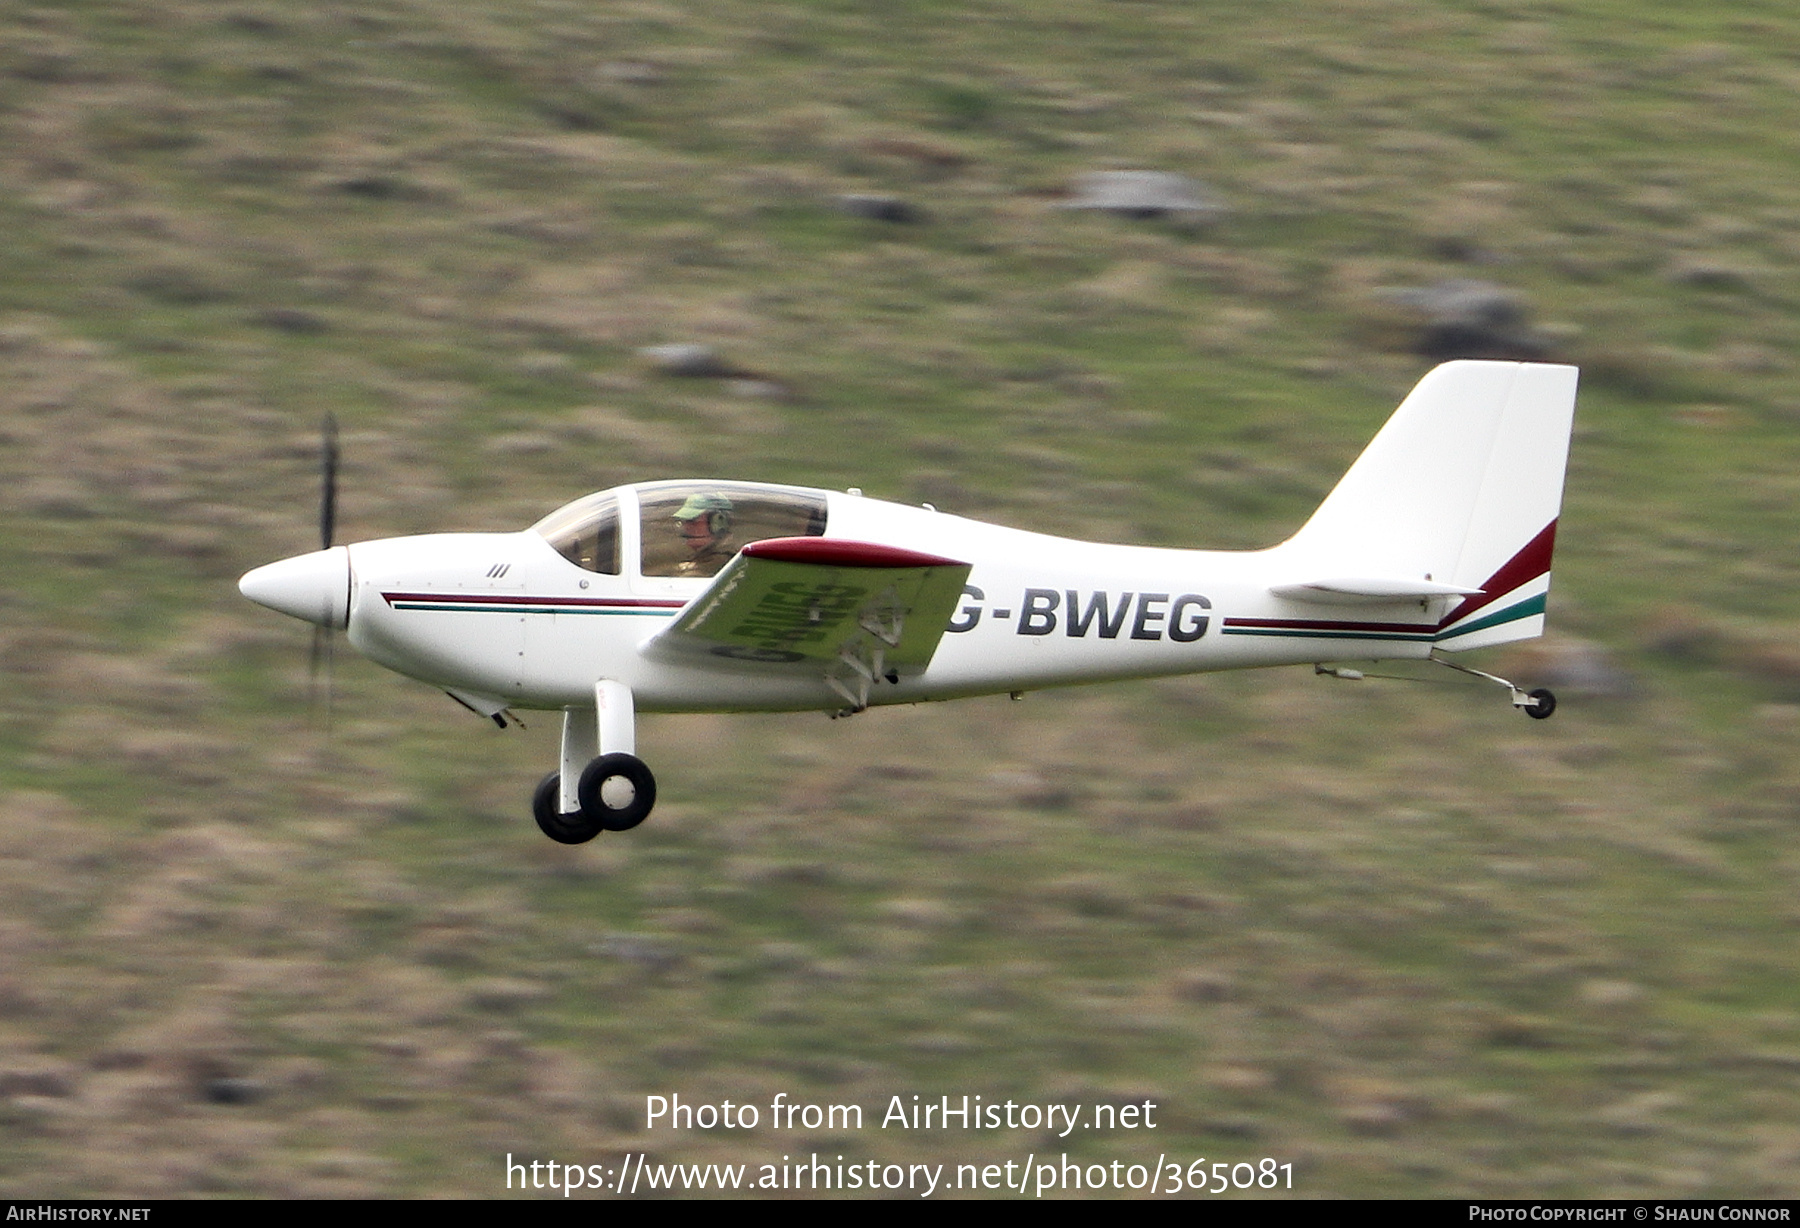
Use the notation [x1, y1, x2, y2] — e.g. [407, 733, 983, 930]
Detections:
[532, 483, 829, 577]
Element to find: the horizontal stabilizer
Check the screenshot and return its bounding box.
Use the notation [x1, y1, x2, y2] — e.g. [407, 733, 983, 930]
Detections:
[1270, 577, 1484, 605]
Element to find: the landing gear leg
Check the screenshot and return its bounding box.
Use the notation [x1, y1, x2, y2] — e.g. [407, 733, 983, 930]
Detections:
[532, 705, 604, 843]
[533, 769, 595, 844]
[529, 685, 660, 841]
[577, 680, 656, 832]
[1431, 651, 1557, 720]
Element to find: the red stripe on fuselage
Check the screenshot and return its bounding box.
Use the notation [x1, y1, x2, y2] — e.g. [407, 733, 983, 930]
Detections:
[381, 592, 685, 609]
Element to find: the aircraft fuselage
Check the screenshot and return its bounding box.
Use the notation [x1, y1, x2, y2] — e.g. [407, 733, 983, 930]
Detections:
[337, 484, 1446, 714]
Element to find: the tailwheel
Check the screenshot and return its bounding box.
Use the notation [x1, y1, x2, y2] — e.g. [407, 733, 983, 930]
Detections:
[532, 771, 604, 844]
[578, 753, 657, 832]
[1430, 651, 1560, 722]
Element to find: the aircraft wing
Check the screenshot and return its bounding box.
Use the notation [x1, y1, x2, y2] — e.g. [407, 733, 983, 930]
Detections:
[644, 538, 971, 704]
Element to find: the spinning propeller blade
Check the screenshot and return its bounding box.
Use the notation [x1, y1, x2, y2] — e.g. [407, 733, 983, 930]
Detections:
[310, 413, 340, 726]
[320, 412, 339, 551]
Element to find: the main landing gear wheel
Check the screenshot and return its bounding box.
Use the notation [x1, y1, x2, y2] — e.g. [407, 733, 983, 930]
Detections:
[532, 771, 605, 844]
[1524, 687, 1557, 720]
[578, 753, 657, 832]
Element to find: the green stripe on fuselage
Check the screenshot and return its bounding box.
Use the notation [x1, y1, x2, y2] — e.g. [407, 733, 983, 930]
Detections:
[1221, 592, 1546, 644]
[1434, 592, 1545, 640]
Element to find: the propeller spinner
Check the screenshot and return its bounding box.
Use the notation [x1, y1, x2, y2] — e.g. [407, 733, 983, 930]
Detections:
[236, 415, 349, 712]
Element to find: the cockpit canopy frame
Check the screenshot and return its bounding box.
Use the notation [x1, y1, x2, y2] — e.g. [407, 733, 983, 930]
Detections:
[534, 482, 829, 578]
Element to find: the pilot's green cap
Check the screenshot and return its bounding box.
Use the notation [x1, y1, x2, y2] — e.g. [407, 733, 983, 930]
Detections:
[673, 493, 733, 520]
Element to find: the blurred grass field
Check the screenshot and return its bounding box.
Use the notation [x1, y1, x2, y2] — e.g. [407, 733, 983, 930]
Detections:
[5, 0, 1800, 1197]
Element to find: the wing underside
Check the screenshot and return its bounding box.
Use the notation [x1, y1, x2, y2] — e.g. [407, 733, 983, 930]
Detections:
[644, 537, 972, 711]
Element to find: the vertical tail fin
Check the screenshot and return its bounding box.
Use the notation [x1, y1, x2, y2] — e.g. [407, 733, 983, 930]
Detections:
[1276, 361, 1578, 651]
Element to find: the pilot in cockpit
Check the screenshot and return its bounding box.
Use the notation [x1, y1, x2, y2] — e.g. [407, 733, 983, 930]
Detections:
[672, 492, 736, 577]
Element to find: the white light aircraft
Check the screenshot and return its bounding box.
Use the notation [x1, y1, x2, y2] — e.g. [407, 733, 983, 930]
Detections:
[240, 360, 1577, 843]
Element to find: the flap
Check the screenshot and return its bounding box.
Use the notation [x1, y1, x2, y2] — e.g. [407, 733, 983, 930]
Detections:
[645, 537, 972, 670]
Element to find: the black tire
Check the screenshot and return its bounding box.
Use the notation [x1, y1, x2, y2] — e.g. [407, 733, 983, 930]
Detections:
[578, 753, 657, 831]
[532, 770, 605, 844]
[1525, 687, 1557, 720]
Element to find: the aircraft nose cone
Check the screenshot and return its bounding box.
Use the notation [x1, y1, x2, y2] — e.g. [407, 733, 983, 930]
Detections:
[239, 546, 350, 628]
